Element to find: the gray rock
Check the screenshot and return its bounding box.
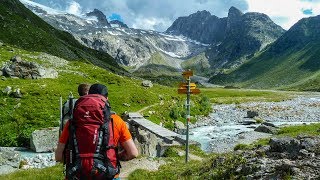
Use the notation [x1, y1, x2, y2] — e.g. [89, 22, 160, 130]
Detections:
[269, 137, 301, 154]
[2, 86, 12, 95]
[300, 137, 320, 152]
[0, 165, 17, 175]
[0, 147, 21, 174]
[262, 122, 276, 127]
[142, 80, 153, 88]
[3, 57, 58, 79]
[242, 120, 257, 125]
[254, 125, 278, 134]
[134, 128, 159, 157]
[247, 110, 259, 118]
[11, 88, 22, 98]
[174, 121, 185, 129]
[174, 121, 186, 135]
[10, 55, 22, 63]
[122, 103, 130, 107]
[30, 127, 59, 152]
[0, 41, 3, 46]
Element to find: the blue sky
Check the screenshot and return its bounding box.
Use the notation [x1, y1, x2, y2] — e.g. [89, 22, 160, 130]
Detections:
[28, 0, 320, 31]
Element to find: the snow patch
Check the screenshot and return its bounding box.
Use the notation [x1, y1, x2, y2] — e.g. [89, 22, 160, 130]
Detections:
[107, 30, 122, 36]
[20, 0, 63, 15]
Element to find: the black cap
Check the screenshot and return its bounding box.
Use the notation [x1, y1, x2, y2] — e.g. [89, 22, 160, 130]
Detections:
[89, 84, 108, 97]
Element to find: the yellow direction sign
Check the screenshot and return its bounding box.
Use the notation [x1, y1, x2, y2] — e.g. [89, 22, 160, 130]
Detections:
[178, 88, 201, 94]
[179, 83, 197, 89]
[182, 70, 193, 79]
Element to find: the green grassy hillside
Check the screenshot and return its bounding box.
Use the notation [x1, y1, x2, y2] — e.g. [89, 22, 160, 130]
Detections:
[0, 45, 174, 146]
[209, 15, 320, 91]
[181, 53, 211, 76]
[0, 0, 126, 75]
[0, 44, 286, 147]
[211, 43, 320, 90]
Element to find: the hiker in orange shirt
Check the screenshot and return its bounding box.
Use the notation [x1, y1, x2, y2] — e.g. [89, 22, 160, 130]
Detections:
[55, 83, 138, 179]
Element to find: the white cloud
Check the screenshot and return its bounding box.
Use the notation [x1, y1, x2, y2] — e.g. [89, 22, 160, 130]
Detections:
[246, 0, 320, 29]
[44, 0, 248, 31]
[132, 17, 172, 31]
[33, 0, 320, 31]
[66, 1, 82, 15]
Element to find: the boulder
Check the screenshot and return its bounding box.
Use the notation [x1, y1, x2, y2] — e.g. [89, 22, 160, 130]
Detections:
[254, 124, 278, 134]
[134, 128, 159, 157]
[0, 147, 21, 174]
[2, 86, 12, 95]
[174, 121, 187, 135]
[262, 122, 276, 127]
[269, 137, 301, 154]
[30, 127, 59, 152]
[300, 137, 320, 152]
[174, 121, 185, 129]
[141, 80, 153, 88]
[122, 103, 130, 107]
[242, 120, 257, 125]
[11, 88, 22, 98]
[247, 110, 259, 118]
[3, 56, 58, 79]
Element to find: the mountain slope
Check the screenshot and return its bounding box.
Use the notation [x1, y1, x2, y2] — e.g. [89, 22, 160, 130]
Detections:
[167, 7, 285, 73]
[209, 15, 320, 91]
[206, 7, 285, 71]
[0, 0, 126, 74]
[166, 10, 226, 44]
[21, 1, 208, 72]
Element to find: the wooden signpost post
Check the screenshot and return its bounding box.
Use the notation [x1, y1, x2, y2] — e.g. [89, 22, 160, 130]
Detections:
[178, 70, 200, 163]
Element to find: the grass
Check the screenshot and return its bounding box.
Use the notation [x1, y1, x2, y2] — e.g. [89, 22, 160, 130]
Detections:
[0, 164, 64, 180]
[210, 41, 320, 91]
[181, 53, 211, 76]
[128, 153, 247, 179]
[277, 123, 320, 137]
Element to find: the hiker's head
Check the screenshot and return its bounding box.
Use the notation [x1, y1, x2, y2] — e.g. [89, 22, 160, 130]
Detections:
[89, 84, 108, 97]
[78, 83, 90, 96]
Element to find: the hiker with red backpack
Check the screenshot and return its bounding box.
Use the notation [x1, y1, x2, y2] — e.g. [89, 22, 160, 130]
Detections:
[55, 83, 138, 179]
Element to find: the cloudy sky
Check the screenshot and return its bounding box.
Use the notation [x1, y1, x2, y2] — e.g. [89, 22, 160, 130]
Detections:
[31, 0, 320, 31]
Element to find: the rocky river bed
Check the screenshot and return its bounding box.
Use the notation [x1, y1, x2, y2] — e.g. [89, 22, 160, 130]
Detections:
[190, 93, 320, 153]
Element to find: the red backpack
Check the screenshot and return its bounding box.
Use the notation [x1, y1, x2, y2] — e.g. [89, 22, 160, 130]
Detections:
[65, 94, 120, 180]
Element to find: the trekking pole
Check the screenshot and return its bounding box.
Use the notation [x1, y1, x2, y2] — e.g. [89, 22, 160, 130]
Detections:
[59, 96, 63, 137]
[68, 92, 74, 121]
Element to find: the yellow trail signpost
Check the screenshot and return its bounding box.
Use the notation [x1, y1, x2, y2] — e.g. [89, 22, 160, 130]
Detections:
[177, 70, 200, 163]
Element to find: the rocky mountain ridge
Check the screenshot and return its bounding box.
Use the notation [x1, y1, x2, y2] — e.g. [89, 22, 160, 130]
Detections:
[22, 1, 285, 76]
[86, 9, 111, 28]
[167, 7, 285, 72]
[21, 0, 208, 72]
[209, 14, 320, 90]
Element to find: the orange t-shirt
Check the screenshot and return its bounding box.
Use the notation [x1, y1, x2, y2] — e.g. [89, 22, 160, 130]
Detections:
[59, 114, 132, 145]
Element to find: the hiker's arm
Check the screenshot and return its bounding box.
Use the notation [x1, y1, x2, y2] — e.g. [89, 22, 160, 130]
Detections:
[119, 139, 138, 161]
[55, 143, 65, 162]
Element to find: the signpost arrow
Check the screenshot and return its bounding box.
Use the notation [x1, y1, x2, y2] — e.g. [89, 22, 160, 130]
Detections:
[182, 70, 193, 79]
[179, 83, 197, 89]
[178, 88, 200, 94]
